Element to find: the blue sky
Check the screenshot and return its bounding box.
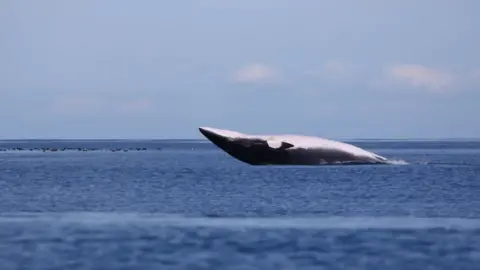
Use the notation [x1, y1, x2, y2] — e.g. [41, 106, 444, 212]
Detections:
[1, 0, 479, 139]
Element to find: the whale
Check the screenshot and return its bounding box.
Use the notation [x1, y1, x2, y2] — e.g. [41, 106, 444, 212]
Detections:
[198, 127, 390, 166]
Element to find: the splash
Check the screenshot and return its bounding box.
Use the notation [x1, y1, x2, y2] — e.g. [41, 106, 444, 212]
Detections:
[386, 159, 409, 165]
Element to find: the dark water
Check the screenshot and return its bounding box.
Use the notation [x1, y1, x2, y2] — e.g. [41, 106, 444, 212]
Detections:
[1, 139, 479, 269]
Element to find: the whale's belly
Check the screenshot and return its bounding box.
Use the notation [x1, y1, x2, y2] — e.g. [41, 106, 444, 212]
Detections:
[286, 148, 386, 165]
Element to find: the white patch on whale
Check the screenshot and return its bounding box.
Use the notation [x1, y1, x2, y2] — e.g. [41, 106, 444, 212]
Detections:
[266, 140, 283, 149]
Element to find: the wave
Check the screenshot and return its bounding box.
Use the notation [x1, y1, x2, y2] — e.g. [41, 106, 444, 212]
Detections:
[1, 213, 479, 230]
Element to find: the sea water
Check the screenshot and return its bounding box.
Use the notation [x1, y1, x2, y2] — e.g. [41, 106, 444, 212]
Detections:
[0, 139, 479, 269]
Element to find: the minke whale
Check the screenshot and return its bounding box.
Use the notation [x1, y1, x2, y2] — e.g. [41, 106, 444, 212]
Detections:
[199, 127, 390, 166]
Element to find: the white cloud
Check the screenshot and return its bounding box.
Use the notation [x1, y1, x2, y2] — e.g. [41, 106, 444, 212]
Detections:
[119, 99, 153, 113]
[232, 63, 276, 83]
[303, 60, 355, 83]
[471, 69, 480, 84]
[49, 96, 104, 115]
[383, 64, 454, 92]
[323, 60, 347, 74]
[49, 96, 155, 116]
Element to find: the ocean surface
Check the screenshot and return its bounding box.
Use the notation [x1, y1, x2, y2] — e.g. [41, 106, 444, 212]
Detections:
[0, 139, 479, 269]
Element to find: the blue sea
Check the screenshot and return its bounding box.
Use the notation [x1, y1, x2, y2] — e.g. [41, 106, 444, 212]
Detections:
[1, 139, 479, 269]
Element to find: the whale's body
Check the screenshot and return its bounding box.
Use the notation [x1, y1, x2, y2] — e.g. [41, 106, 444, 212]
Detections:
[198, 127, 389, 166]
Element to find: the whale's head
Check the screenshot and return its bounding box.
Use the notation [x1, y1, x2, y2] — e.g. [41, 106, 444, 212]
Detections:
[198, 127, 294, 165]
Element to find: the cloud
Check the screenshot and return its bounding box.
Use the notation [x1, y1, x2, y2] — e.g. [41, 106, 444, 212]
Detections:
[383, 64, 454, 92]
[304, 60, 354, 80]
[119, 99, 153, 114]
[49, 96, 155, 116]
[471, 69, 480, 84]
[322, 60, 347, 75]
[232, 63, 276, 83]
[49, 96, 104, 115]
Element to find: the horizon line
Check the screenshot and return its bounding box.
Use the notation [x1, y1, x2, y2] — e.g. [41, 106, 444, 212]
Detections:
[1, 137, 480, 141]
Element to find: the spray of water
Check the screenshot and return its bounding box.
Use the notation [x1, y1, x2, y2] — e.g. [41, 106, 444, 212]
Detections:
[386, 159, 409, 165]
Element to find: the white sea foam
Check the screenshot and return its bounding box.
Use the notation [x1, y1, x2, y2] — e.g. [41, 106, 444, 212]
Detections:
[1, 213, 479, 230]
[386, 159, 409, 165]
